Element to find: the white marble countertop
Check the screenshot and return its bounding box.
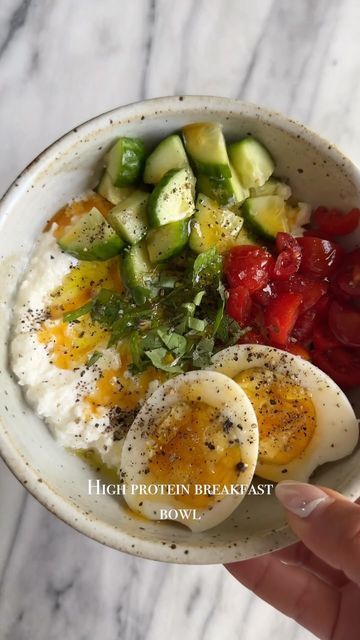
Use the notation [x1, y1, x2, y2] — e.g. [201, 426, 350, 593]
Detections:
[1, 0, 360, 638]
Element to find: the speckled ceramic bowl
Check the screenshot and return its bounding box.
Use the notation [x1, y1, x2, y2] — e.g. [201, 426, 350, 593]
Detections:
[0, 96, 359, 564]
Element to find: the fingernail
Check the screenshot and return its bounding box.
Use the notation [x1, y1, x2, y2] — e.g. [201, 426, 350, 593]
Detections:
[275, 481, 333, 518]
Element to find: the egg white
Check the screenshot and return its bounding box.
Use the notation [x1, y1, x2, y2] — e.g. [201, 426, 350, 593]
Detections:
[211, 344, 359, 483]
[121, 370, 259, 532]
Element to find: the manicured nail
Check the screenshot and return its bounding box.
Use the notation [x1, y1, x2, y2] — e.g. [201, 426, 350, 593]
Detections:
[275, 481, 333, 518]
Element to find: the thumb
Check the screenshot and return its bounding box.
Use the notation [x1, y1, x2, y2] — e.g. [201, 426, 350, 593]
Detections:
[275, 481, 360, 584]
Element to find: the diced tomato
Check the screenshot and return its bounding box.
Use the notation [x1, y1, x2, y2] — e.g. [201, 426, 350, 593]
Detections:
[313, 206, 360, 236]
[238, 329, 266, 345]
[312, 321, 341, 351]
[333, 261, 360, 299]
[273, 232, 302, 280]
[328, 300, 360, 347]
[297, 236, 344, 277]
[265, 292, 303, 346]
[252, 282, 276, 306]
[291, 294, 330, 343]
[274, 273, 328, 312]
[312, 348, 360, 388]
[276, 232, 301, 254]
[292, 307, 318, 342]
[273, 250, 301, 279]
[284, 343, 311, 360]
[226, 285, 252, 326]
[224, 245, 275, 292]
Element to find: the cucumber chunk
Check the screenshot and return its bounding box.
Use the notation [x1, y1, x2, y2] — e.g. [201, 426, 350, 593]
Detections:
[106, 137, 145, 187]
[96, 171, 134, 205]
[148, 168, 195, 228]
[58, 207, 124, 260]
[197, 164, 249, 206]
[189, 194, 244, 254]
[250, 177, 292, 200]
[242, 195, 288, 240]
[108, 191, 149, 245]
[121, 242, 158, 304]
[143, 134, 189, 184]
[228, 137, 275, 189]
[146, 219, 190, 263]
[182, 122, 232, 179]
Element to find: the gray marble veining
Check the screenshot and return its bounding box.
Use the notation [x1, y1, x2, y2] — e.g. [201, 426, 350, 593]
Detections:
[2, 0, 359, 637]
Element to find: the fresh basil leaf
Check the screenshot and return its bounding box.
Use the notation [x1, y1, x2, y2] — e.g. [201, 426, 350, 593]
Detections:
[157, 329, 187, 356]
[192, 248, 222, 288]
[158, 272, 178, 289]
[86, 351, 102, 367]
[193, 290, 206, 306]
[145, 348, 183, 373]
[129, 333, 143, 370]
[91, 289, 126, 327]
[182, 302, 196, 316]
[192, 337, 215, 369]
[188, 317, 207, 332]
[63, 301, 93, 323]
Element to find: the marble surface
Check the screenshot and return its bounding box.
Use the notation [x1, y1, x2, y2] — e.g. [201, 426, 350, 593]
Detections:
[1, 0, 360, 637]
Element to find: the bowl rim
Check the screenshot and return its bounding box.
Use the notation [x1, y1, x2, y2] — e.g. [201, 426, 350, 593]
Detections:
[0, 95, 359, 564]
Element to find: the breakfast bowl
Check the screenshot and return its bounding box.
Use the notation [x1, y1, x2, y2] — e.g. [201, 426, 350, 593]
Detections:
[0, 95, 359, 564]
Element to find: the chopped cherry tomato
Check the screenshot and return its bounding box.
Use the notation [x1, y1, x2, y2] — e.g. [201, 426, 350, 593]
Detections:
[265, 292, 303, 346]
[334, 262, 360, 298]
[284, 343, 311, 360]
[313, 206, 360, 236]
[238, 329, 266, 345]
[224, 245, 275, 292]
[291, 295, 330, 343]
[273, 232, 302, 280]
[276, 232, 301, 253]
[312, 321, 341, 351]
[297, 236, 344, 277]
[274, 273, 328, 312]
[273, 250, 301, 279]
[226, 285, 252, 326]
[252, 282, 276, 306]
[312, 348, 360, 388]
[328, 300, 360, 347]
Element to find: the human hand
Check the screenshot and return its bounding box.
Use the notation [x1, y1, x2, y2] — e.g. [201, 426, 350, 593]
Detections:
[225, 482, 360, 640]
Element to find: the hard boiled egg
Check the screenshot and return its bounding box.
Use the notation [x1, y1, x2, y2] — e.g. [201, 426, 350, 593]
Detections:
[212, 344, 359, 483]
[121, 370, 259, 532]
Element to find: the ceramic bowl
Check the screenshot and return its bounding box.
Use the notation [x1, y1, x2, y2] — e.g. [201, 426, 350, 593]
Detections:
[0, 96, 359, 564]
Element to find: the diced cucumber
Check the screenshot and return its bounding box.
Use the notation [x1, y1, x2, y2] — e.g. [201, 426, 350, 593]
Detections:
[105, 137, 145, 187]
[143, 134, 189, 184]
[108, 191, 149, 245]
[189, 194, 244, 254]
[147, 168, 195, 228]
[250, 177, 292, 200]
[228, 137, 275, 189]
[121, 242, 158, 304]
[197, 164, 249, 206]
[58, 207, 124, 260]
[146, 219, 189, 263]
[96, 171, 134, 205]
[182, 122, 232, 179]
[242, 195, 288, 240]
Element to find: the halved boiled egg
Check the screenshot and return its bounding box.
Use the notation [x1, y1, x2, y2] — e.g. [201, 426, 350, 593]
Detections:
[121, 370, 259, 532]
[212, 344, 359, 483]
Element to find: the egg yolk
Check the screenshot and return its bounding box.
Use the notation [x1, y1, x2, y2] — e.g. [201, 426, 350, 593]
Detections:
[147, 401, 244, 509]
[84, 344, 165, 416]
[37, 257, 121, 369]
[234, 367, 316, 466]
[44, 193, 113, 239]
